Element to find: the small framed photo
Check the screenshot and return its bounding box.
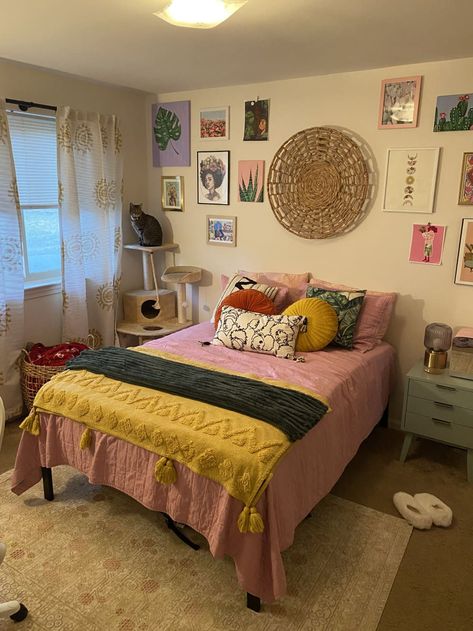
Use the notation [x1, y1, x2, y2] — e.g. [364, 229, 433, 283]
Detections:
[454, 218, 473, 285]
[378, 76, 422, 129]
[161, 175, 184, 211]
[199, 106, 229, 140]
[207, 215, 237, 247]
[382, 147, 440, 213]
[197, 150, 230, 205]
[458, 152, 473, 205]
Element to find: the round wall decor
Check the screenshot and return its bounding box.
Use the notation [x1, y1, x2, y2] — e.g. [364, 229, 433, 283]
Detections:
[267, 127, 370, 239]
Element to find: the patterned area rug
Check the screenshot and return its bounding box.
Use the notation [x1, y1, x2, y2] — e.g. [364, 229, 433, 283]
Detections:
[0, 467, 411, 631]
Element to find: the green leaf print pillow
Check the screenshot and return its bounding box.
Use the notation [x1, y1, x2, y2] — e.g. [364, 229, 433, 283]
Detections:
[305, 287, 366, 348]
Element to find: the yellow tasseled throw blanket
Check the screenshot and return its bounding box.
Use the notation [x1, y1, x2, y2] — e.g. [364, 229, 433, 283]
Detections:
[21, 348, 329, 533]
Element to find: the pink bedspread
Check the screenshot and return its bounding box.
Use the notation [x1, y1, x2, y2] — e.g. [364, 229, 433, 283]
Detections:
[12, 322, 395, 602]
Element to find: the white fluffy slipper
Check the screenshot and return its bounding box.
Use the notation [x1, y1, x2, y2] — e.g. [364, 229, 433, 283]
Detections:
[414, 493, 453, 527]
[393, 492, 432, 529]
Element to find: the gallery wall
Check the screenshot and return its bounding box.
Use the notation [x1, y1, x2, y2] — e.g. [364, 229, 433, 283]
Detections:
[148, 56, 473, 425]
[0, 57, 150, 345]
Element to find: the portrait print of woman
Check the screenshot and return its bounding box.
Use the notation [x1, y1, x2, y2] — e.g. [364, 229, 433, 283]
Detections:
[197, 151, 230, 205]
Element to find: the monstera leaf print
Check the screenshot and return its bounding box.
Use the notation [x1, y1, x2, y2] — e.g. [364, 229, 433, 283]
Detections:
[154, 107, 181, 154]
[305, 287, 366, 348]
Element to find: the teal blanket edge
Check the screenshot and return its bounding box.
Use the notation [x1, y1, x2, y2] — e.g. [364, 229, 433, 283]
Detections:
[66, 347, 328, 442]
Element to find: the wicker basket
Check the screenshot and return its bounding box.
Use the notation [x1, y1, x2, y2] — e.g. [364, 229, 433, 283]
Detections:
[267, 127, 371, 239]
[20, 352, 66, 412]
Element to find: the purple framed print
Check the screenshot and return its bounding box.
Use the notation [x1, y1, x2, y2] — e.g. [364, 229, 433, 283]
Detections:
[152, 100, 190, 167]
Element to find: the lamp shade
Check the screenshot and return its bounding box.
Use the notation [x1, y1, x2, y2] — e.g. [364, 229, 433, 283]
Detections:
[424, 323, 452, 352]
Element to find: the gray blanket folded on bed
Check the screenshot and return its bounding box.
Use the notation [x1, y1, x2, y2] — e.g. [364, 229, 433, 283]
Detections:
[66, 347, 328, 442]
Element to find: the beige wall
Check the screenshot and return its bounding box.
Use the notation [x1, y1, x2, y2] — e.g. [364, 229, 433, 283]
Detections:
[150, 56, 473, 425]
[0, 57, 150, 345]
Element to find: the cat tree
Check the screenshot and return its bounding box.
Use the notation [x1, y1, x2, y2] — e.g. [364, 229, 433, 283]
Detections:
[116, 244, 201, 345]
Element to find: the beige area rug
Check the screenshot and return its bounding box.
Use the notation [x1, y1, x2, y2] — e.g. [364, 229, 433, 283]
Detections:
[0, 467, 411, 631]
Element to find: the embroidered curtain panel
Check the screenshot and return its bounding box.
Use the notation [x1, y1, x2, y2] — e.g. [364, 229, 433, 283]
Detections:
[0, 99, 24, 419]
[56, 107, 123, 348]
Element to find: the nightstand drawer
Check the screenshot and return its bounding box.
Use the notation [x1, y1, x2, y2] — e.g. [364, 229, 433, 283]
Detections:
[404, 412, 473, 448]
[409, 379, 473, 409]
[407, 396, 473, 429]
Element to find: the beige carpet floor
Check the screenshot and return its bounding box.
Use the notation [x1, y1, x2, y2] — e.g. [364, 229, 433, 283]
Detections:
[0, 465, 411, 631]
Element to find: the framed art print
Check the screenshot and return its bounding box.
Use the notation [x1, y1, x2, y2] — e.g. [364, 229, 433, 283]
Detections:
[382, 147, 440, 213]
[434, 94, 473, 132]
[207, 215, 237, 247]
[378, 76, 422, 129]
[161, 175, 184, 211]
[454, 218, 473, 285]
[408, 222, 446, 265]
[152, 100, 190, 167]
[458, 152, 473, 205]
[199, 106, 229, 140]
[197, 151, 230, 205]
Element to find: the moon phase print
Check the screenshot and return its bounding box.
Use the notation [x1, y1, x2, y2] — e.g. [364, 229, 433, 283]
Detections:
[382, 148, 440, 213]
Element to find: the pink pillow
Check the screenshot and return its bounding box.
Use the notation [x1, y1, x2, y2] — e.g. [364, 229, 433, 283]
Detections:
[308, 278, 397, 352]
[220, 274, 289, 314]
[238, 270, 309, 308]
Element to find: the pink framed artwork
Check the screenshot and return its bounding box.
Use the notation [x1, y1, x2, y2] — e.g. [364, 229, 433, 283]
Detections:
[378, 76, 422, 129]
[409, 222, 446, 265]
[454, 218, 473, 285]
[238, 160, 264, 202]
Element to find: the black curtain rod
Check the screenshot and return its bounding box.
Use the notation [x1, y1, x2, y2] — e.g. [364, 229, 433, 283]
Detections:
[6, 98, 57, 112]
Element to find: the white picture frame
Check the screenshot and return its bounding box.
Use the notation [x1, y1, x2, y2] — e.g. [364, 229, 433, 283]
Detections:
[382, 147, 440, 213]
[199, 106, 230, 140]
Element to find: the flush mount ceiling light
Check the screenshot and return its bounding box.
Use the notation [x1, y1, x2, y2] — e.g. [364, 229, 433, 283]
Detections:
[154, 0, 248, 29]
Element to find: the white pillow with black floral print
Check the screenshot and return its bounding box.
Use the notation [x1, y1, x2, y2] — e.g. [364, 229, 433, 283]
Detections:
[212, 306, 306, 360]
[211, 274, 279, 323]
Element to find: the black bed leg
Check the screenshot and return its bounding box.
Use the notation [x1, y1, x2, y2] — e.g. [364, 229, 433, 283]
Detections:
[41, 467, 54, 501]
[378, 403, 389, 428]
[246, 592, 261, 612]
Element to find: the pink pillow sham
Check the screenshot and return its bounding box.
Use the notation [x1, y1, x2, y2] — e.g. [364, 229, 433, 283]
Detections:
[220, 274, 289, 314]
[308, 278, 397, 352]
[238, 270, 309, 308]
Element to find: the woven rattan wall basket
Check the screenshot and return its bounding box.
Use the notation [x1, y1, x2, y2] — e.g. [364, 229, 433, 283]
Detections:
[267, 127, 371, 239]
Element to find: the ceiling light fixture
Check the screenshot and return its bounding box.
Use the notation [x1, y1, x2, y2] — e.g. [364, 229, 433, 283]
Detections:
[154, 0, 248, 29]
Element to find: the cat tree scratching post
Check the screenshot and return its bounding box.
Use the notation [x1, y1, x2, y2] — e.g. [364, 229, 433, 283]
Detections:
[124, 243, 178, 290]
[161, 266, 203, 324]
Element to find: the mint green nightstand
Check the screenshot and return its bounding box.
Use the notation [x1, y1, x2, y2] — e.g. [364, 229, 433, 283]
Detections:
[400, 360, 473, 482]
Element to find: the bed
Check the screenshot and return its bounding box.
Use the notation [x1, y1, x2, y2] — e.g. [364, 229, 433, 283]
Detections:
[11, 320, 395, 608]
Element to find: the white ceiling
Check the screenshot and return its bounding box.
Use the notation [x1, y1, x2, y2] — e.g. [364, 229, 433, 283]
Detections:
[1, 0, 473, 94]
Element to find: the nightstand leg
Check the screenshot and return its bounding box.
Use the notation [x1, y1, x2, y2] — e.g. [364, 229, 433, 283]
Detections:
[467, 449, 473, 483]
[400, 433, 414, 463]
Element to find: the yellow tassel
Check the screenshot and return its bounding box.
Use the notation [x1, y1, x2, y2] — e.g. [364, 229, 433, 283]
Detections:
[249, 507, 264, 533]
[154, 457, 177, 485]
[80, 427, 92, 449]
[19, 409, 41, 436]
[237, 506, 250, 533]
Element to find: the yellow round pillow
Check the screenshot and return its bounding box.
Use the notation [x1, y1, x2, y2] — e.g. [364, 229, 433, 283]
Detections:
[283, 298, 338, 351]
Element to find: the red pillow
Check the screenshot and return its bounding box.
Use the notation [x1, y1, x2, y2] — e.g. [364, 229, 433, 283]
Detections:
[214, 289, 277, 329]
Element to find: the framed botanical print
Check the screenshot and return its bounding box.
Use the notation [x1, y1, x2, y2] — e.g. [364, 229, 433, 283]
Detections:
[458, 152, 473, 205]
[197, 151, 230, 205]
[152, 100, 190, 167]
[382, 147, 440, 213]
[161, 175, 184, 211]
[378, 76, 422, 129]
[454, 218, 473, 285]
[434, 94, 473, 132]
[199, 106, 229, 140]
[207, 215, 237, 246]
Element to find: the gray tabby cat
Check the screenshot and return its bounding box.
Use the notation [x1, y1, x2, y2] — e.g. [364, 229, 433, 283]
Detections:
[129, 203, 163, 247]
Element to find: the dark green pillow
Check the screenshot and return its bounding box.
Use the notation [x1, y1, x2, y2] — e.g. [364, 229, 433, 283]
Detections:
[305, 287, 366, 348]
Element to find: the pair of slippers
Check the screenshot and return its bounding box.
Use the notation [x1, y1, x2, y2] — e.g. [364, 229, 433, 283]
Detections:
[393, 492, 452, 530]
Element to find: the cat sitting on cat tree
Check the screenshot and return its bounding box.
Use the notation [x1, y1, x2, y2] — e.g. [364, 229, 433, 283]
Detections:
[129, 202, 163, 247]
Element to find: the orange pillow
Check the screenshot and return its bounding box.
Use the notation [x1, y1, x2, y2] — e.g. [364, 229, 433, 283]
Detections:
[214, 289, 277, 329]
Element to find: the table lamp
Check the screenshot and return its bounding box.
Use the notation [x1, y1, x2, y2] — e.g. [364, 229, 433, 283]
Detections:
[424, 322, 453, 373]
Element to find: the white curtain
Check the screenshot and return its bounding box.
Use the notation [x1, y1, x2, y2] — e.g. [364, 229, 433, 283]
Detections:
[0, 99, 24, 419]
[56, 107, 123, 348]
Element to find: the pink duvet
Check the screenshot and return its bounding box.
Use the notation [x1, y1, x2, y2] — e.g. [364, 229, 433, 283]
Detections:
[11, 322, 395, 602]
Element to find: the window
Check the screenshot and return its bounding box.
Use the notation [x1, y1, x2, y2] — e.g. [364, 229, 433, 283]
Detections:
[7, 111, 60, 286]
